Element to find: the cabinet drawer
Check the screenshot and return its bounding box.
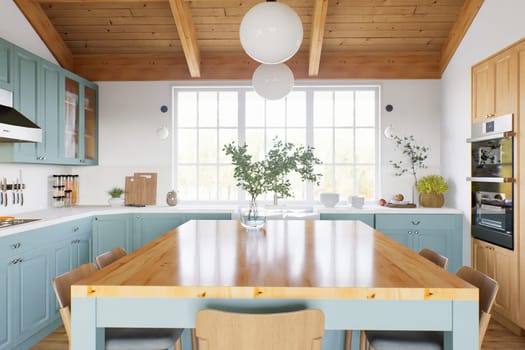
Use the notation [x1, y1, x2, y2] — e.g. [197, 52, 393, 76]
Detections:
[375, 214, 459, 230]
[0, 229, 43, 257]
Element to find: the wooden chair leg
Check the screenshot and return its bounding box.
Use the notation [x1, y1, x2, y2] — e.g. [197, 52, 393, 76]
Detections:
[359, 330, 367, 350]
[191, 328, 198, 350]
[174, 336, 182, 350]
[344, 330, 352, 350]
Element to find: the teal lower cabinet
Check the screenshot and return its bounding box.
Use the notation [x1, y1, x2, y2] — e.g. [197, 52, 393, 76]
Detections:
[133, 214, 188, 249]
[133, 212, 232, 249]
[375, 214, 462, 273]
[0, 218, 93, 350]
[320, 213, 375, 227]
[92, 214, 133, 258]
[0, 236, 53, 350]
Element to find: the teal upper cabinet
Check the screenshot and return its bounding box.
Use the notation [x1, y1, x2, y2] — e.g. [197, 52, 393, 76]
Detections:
[60, 72, 98, 165]
[375, 214, 462, 273]
[0, 38, 98, 165]
[38, 61, 62, 163]
[11, 48, 39, 162]
[0, 39, 13, 90]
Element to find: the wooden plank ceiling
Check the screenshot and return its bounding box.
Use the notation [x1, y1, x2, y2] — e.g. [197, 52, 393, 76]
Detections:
[14, 0, 483, 81]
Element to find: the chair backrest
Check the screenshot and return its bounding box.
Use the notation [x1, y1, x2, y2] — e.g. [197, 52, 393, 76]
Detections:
[95, 247, 127, 269]
[196, 309, 325, 350]
[52, 263, 97, 342]
[456, 266, 499, 347]
[419, 248, 449, 270]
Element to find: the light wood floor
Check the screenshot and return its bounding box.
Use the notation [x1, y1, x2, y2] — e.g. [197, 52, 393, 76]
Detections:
[31, 320, 525, 349]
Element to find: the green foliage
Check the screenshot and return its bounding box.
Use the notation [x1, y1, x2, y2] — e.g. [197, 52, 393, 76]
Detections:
[107, 187, 124, 198]
[223, 138, 323, 201]
[417, 175, 449, 194]
[389, 135, 429, 183]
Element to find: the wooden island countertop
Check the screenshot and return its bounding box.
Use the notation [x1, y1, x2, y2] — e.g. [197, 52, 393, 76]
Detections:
[71, 220, 478, 350]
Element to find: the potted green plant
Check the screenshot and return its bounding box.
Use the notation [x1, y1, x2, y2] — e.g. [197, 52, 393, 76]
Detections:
[107, 187, 125, 207]
[416, 175, 448, 208]
[223, 138, 322, 229]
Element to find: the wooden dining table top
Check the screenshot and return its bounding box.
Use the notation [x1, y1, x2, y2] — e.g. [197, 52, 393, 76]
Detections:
[73, 220, 477, 301]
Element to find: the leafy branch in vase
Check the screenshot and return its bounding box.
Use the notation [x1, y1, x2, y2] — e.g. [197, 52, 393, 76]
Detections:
[389, 135, 429, 185]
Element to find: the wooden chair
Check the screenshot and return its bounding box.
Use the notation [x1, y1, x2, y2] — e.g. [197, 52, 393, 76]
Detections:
[95, 247, 127, 269]
[195, 309, 325, 350]
[348, 248, 450, 350]
[419, 248, 449, 270]
[52, 263, 184, 350]
[364, 266, 499, 350]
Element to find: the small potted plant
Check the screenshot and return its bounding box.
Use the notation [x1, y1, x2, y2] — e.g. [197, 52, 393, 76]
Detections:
[107, 187, 125, 207]
[416, 175, 448, 208]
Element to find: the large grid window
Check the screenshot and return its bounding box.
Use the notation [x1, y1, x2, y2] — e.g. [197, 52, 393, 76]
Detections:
[173, 85, 379, 203]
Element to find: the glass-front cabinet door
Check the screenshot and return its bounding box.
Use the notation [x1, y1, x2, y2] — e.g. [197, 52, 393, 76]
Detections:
[83, 84, 97, 163]
[61, 74, 98, 165]
[64, 77, 79, 160]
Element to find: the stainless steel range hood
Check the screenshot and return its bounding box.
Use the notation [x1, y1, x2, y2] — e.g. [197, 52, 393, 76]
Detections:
[0, 89, 42, 143]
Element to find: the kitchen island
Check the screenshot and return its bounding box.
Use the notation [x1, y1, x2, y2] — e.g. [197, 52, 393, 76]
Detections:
[71, 220, 477, 350]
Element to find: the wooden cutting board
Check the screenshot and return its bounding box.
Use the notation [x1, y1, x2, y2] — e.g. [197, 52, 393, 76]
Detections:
[124, 172, 157, 206]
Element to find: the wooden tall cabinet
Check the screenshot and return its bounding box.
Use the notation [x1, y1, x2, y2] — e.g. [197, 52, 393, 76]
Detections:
[472, 238, 518, 323]
[471, 38, 525, 333]
[472, 49, 517, 123]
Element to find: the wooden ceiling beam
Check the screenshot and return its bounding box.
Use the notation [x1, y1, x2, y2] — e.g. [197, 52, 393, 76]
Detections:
[14, 0, 74, 70]
[73, 51, 440, 81]
[168, 0, 201, 78]
[308, 0, 328, 76]
[440, 0, 484, 74]
[34, 0, 161, 2]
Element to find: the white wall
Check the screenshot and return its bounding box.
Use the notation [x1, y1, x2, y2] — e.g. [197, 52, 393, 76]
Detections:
[441, 0, 525, 264]
[0, 1, 68, 216]
[76, 80, 442, 206]
[0, 0, 56, 63]
[76, 82, 173, 205]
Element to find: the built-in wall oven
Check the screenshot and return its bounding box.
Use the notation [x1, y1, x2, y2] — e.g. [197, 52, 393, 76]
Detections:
[467, 114, 514, 250]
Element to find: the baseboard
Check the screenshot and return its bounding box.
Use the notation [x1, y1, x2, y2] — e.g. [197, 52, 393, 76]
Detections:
[493, 311, 524, 336]
[13, 318, 63, 350]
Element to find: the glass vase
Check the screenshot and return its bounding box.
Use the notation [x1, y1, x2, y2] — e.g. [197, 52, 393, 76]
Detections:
[240, 199, 266, 230]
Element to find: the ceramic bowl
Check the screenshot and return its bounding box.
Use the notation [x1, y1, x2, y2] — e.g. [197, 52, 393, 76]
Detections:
[349, 195, 365, 209]
[319, 192, 340, 208]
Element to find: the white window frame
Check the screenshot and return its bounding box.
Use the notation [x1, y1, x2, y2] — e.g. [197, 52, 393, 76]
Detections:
[171, 81, 381, 205]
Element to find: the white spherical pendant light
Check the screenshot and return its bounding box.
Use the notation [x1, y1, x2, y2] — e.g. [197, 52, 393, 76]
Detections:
[240, 2, 303, 64]
[252, 63, 294, 100]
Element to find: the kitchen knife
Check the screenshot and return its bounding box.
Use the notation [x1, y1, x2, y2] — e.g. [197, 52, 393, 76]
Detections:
[3, 178, 7, 207]
[19, 170, 23, 206]
[12, 179, 15, 205]
[16, 178, 19, 204]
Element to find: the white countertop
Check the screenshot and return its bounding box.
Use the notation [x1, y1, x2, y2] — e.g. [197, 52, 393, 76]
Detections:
[0, 204, 463, 238]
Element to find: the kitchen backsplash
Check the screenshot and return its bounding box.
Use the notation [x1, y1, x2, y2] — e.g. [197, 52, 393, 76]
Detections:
[0, 163, 70, 215]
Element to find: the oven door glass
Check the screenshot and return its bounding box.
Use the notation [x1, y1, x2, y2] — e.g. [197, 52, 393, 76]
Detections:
[471, 137, 513, 178]
[471, 182, 513, 250]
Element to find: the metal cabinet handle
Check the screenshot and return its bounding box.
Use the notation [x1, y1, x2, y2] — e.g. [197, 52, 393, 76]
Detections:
[414, 231, 419, 235]
[411, 220, 420, 225]
[73, 227, 79, 232]
[11, 242, 21, 249]
[408, 231, 412, 235]
[9, 257, 23, 265]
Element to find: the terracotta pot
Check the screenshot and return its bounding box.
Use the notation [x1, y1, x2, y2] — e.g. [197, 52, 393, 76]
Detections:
[419, 192, 444, 208]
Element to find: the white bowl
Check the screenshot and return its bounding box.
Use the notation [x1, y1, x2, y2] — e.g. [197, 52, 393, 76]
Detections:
[319, 192, 340, 208]
[349, 195, 365, 209]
